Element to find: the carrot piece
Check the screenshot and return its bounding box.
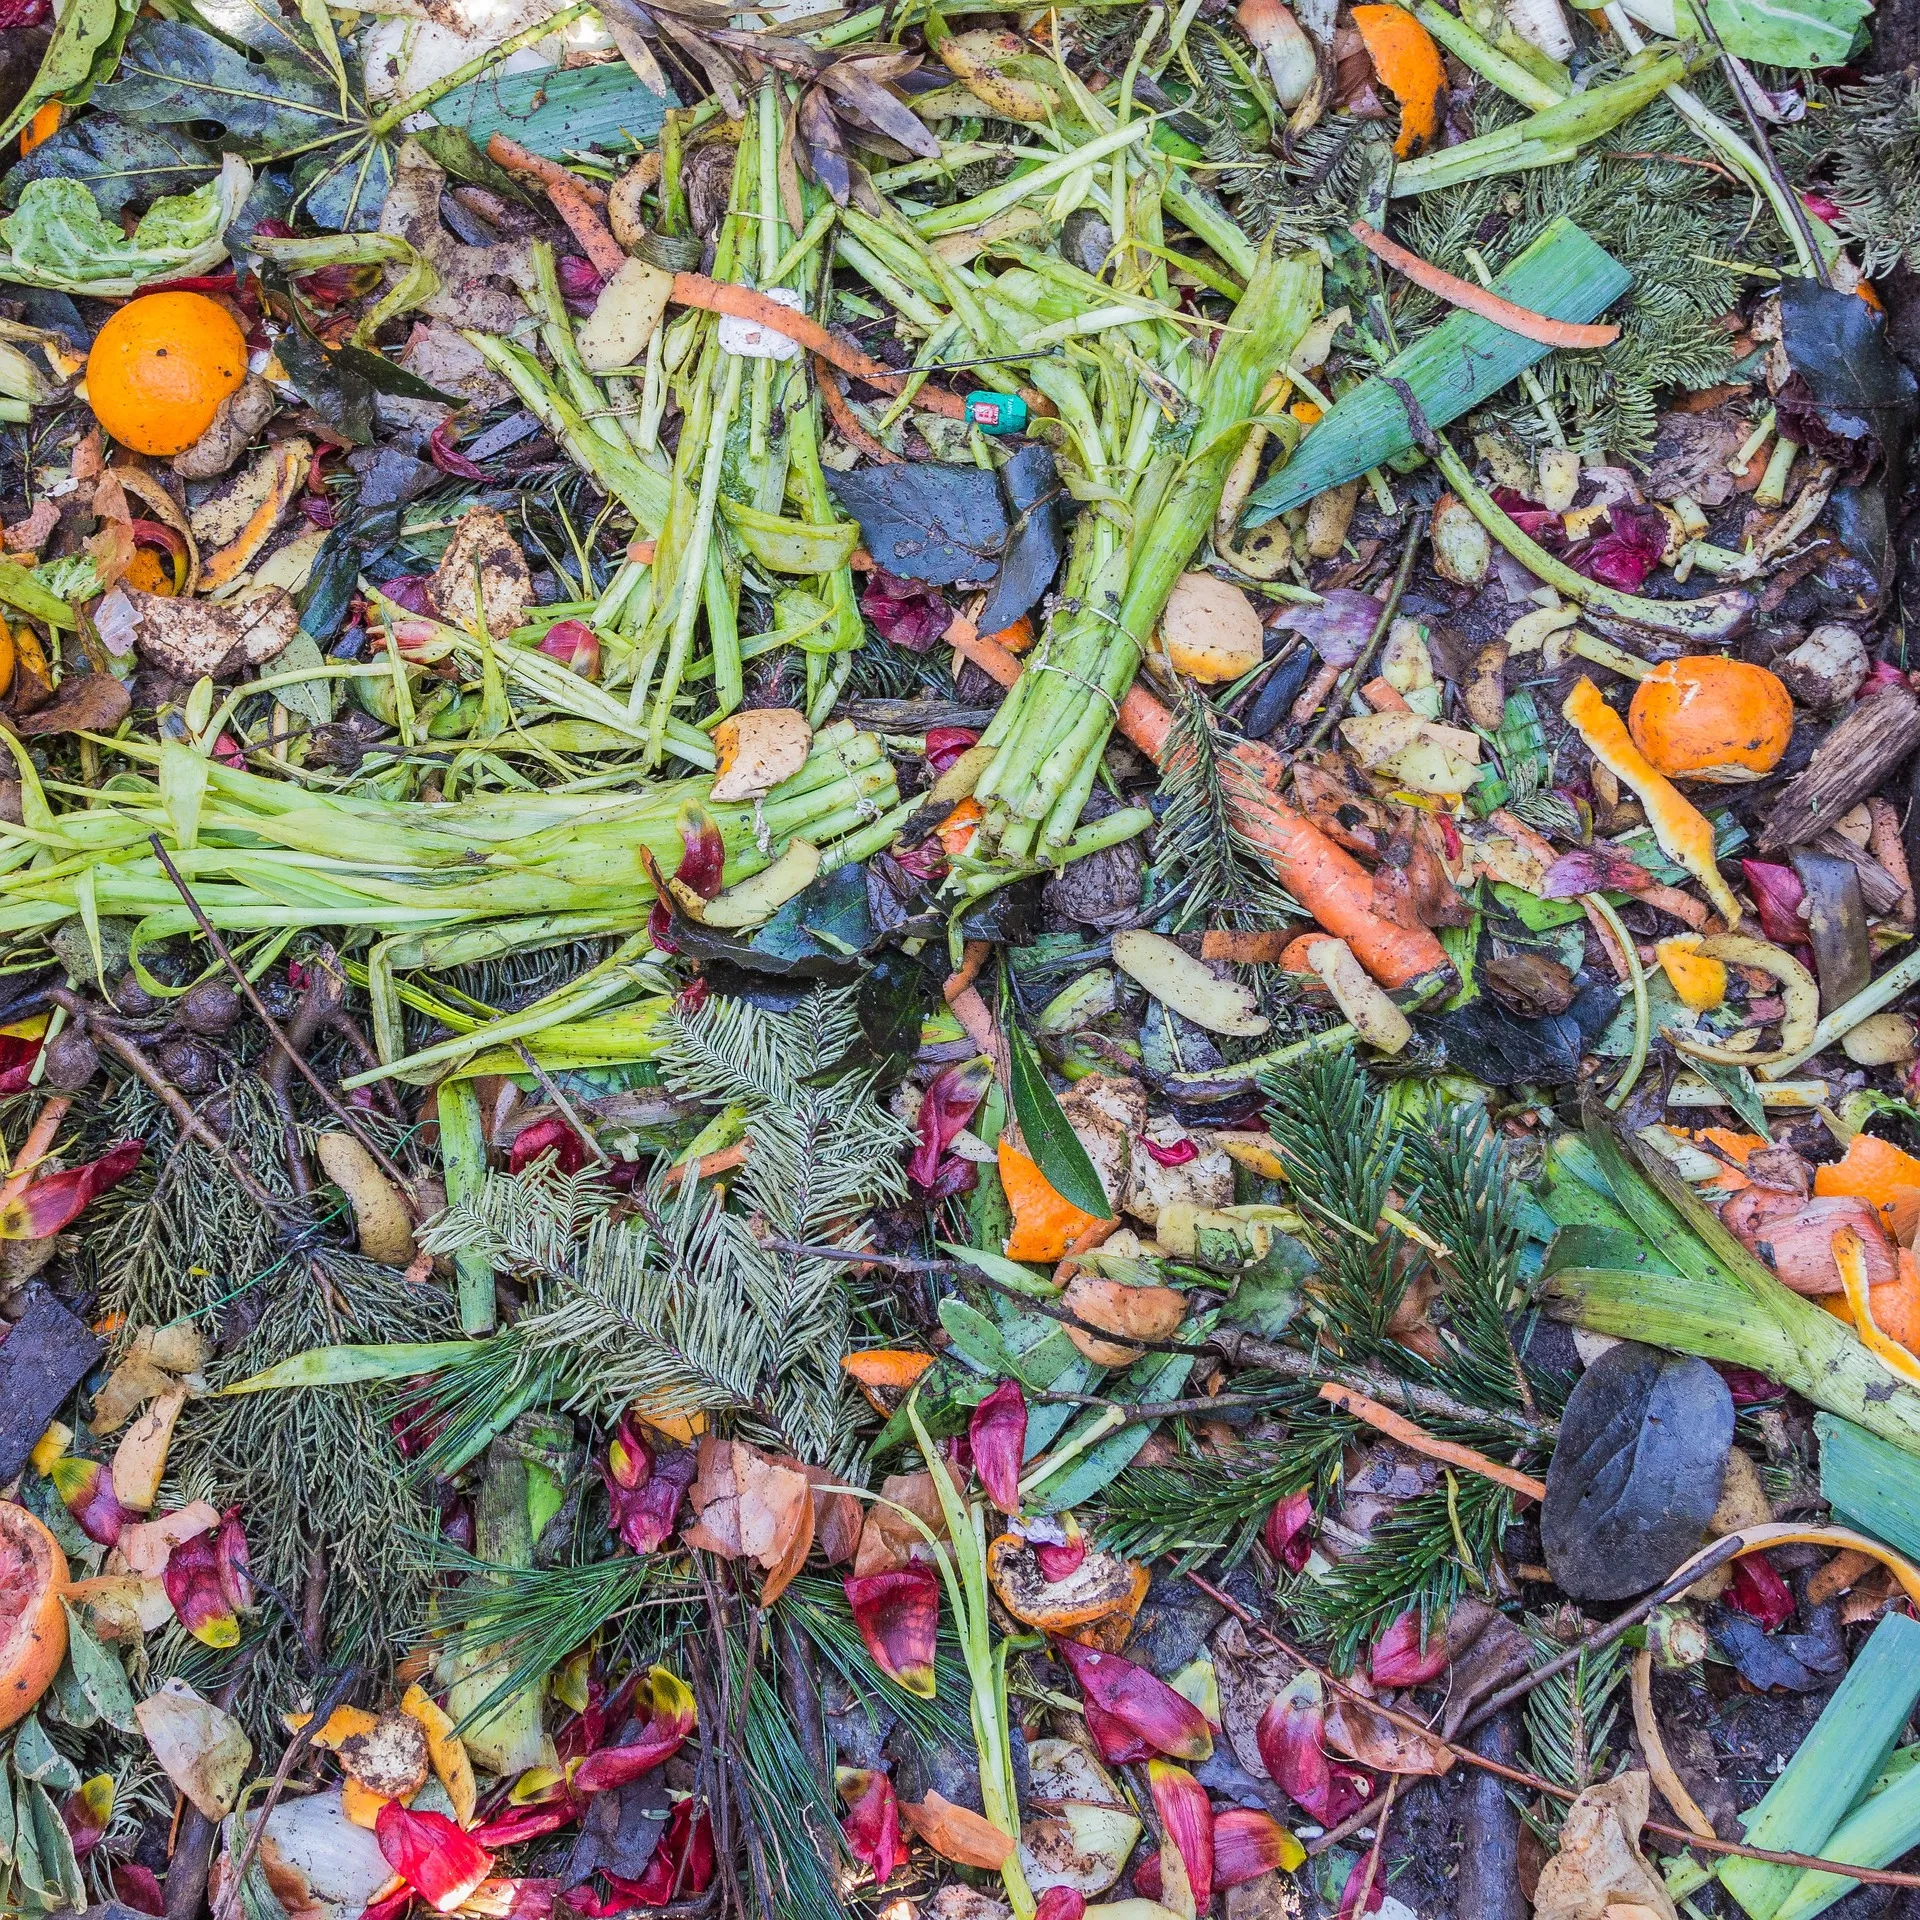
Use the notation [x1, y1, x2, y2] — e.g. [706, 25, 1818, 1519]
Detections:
[659, 1140, 749, 1188]
[20, 100, 61, 159]
[999, 1140, 1104, 1263]
[944, 938, 991, 1002]
[674, 275, 1058, 424]
[1316, 1383, 1548, 1501]
[1349, 220, 1621, 350]
[813, 355, 902, 462]
[1199, 929, 1297, 964]
[842, 1350, 936, 1415]
[0, 1097, 72, 1210]
[485, 135, 626, 278]
[946, 619, 1449, 989]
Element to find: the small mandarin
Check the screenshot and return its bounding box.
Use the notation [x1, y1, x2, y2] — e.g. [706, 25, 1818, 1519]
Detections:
[85, 291, 248, 457]
[1627, 654, 1794, 782]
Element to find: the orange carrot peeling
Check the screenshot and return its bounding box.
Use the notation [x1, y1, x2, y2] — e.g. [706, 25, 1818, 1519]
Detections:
[1349, 221, 1622, 350]
[1318, 1383, 1548, 1500]
[486, 135, 626, 278]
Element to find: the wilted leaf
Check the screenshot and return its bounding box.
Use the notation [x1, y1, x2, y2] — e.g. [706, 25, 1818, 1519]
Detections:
[826, 463, 1008, 587]
[135, 1679, 252, 1818]
[1530, 1771, 1678, 1920]
[1542, 1342, 1733, 1602]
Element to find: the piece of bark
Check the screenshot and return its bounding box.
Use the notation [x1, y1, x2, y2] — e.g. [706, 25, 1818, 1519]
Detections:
[0, 1285, 102, 1484]
[1761, 688, 1920, 850]
[1809, 829, 1907, 915]
[1456, 1711, 1528, 1920]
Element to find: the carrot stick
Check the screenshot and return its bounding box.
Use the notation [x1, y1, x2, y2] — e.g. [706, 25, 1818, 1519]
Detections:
[1200, 929, 1297, 963]
[948, 619, 1449, 988]
[660, 1140, 749, 1188]
[944, 938, 991, 1002]
[1348, 220, 1622, 350]
[814, 355, 902, 463]
[486, 135, 626, 278]
[1317, 1382, 1549, 1501]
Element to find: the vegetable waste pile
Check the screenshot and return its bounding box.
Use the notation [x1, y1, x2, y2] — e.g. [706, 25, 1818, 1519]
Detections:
[15, 0, 1920, 1915]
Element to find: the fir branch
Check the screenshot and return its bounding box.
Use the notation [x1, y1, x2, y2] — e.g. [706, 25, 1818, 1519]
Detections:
[1521, 1613, 1626, 1793]
[1287, 1474, 1516, 1669]
[1779, 73, 1920, 274]
[1099, 1406, 1350, 1565]
[1158, 678, 1299, 931]
[410, 1548, 669, 1730]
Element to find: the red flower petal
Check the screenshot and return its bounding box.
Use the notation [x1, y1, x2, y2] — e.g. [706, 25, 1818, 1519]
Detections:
[1338, 1851, 1389, 1918]
[112, 1865, 165, 1915]
[51, 1457, 125, 1547]
[1726, 1552, 1795, 1633]
[1256, 1676, 1372, 1825]
[1741, 860, 1809, 950]
[836, 1767, 907, 1885]
[1141, 1135, 1199, 1168]
[909, 1056, 992, 1190]
[508, 1113, 593, 1177]
[375, 1802, 495, 1913]
[1033, 1890, 1087, 1920]
[472, 1804, 578, 1848]
[1035, 1534, 1087, 1583]
[572, 1668, 696, 1794]
[1368, 1609, 1448, 1688]
[1083, 1697, 1154, 1765]
[598, 1797, 713, 1905]
[537, 619, 600, 679]
[1262, 1491, 1314, 1575]
[0, 1139, 142, 1239]
[968, 1379, 1027, 1515]
[1056, 1640, 1212, 1763]
[1149, 1761, 1214, 1916]
[162, 1524, 238, 1648]
[845, 1566, 940, 1699]
[860, 570, 950, 650]
[924, 726, 980, 775]
[0, 1032, 41, 1096]
[674, 803, 726, 900]
[1214, 1807, 1298, 1888]
[427, 419, 487, 482]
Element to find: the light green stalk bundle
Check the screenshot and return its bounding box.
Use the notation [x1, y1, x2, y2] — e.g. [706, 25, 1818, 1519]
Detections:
[968, 241, 1322, 864]
[0, 719, 902, 967]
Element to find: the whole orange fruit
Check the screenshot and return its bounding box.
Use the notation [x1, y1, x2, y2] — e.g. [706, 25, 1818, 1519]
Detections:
[1627, 655, 1794, 782]
[86, 291, 248, 457]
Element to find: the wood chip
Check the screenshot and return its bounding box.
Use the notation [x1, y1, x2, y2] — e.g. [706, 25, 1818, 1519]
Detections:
[1761, 688, 1920, 851]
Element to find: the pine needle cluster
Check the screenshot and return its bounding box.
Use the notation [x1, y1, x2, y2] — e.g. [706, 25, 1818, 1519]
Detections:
[1104, 1053, 1559, 1664]
[1396, 93, 1753, 457]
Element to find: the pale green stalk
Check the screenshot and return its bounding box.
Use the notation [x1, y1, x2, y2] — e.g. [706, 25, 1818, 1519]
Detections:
[912, 120, 1154, 237]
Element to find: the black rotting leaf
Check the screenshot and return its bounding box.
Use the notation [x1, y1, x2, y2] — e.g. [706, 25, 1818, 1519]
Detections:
[975, 442, 1063, 636]
[277, 314, 375, 446]
[1423, 972, 1617, 1084]
[1710, 1612, 1820, 1692]
[668, 864, 877, 979]
[1542, 1341, 1734, 1602]
[826, 461, 1008, 586]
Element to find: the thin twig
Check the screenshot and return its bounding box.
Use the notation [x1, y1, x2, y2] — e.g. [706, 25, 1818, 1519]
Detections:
[147, 837, 420, 1204]
[1452, 1534, 1745, 1738]
[513, 1040, 613, 1168]
[1186, 1573, 1920, 1885]
[1302, 510, 1427, 751]
[1349, 1774, 1399, 1912]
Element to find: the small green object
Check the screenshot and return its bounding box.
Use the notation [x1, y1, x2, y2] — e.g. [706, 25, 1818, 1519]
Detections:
[966, 390, 1027, 433]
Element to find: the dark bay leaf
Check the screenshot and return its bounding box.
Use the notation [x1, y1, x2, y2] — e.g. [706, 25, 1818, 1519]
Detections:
[1542, 1341, 1733, 1602]
[827, 462, 1007, 587]
[0, 114, 214, 216]
[975, 441, 1061, 636]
